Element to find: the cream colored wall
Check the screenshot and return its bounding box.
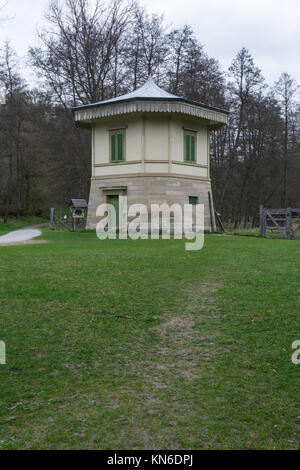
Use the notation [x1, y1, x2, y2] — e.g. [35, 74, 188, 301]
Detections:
[145, 162, 169, 173]
[92, 114, 210, 179]
[94, 163, 142, 177]
[128, 119, 144, 162]
[172, 163, 208, 178]
[144, 116, 169, 161]
[94, 124, 109, 164]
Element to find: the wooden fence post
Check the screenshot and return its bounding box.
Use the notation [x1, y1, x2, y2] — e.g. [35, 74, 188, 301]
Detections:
[259, 205, 264, 237]
[286, 207, 292, 239]
[50, 208, 54, 227]
[208, 192, 216, 232]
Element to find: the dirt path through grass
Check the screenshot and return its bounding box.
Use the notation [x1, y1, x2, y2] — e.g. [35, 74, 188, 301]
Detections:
[0, 224, 47, 245]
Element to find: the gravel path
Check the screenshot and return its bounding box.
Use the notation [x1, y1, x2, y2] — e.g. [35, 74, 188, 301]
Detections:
[0, 225, 45, 245]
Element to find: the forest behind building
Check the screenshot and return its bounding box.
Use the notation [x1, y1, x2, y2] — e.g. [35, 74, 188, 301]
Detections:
[0, 0, 299, 228]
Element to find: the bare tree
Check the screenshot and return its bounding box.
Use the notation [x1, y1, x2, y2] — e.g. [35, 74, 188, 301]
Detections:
[0, 43, 27, 221]
[133, 8, 168, 82]
[275, 72, 298, 206]
[216, 49, 265, 227]
[30, 0, 135, 107]
[0, 1, 14, 25]
[166, 26, 198, 95]
[228, 48, 266, 151]
[0, 1, 8, 21]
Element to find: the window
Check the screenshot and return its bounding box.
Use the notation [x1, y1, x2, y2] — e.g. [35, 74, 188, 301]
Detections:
[189, 196, 198, 206]
[184, 131, 197, 163]
[110, 130, 125, 162]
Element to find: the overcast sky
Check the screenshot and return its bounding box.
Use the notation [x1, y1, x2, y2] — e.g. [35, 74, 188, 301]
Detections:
[0, 0, 299, 87]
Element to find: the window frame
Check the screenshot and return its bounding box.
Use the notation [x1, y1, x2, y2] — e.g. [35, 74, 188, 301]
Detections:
[109, 129, 126, 163]
[184, 130, 197, 163]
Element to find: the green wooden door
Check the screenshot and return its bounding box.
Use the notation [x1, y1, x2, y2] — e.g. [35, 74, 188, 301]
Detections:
[108, 195, 119, 229]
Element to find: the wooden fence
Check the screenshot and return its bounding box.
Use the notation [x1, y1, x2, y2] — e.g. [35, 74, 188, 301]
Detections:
[259, 205, 300, 239]
[50, 208, 86, 231]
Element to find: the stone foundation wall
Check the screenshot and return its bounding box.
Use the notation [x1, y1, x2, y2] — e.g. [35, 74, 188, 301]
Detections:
[86, 175, 215, 231]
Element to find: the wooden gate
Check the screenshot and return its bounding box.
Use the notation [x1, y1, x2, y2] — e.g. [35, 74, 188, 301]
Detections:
[260, 206, 300, 239]
[49, 208, 87, 231]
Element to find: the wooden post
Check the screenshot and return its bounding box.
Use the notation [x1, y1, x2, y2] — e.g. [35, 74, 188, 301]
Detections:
[208, 192, 216, 232]
[259, 205, 264, 237]
[50, 208, 54, 227]
[286, 207, 292, 239]
[215, 210, 225, 232]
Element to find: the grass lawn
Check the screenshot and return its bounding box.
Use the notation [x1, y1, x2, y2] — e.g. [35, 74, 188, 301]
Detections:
[0, 230, 299, 449]
[0, 217, 47, 236]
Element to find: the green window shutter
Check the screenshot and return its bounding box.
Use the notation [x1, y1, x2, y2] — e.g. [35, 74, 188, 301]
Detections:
[191, 135, 196, 162]
[117, 133, 123, 161]
[111, 134, 116, 161]
[184, 132, 197, 162]
[110, 131, 125, 162]
[185, 134, 190, 161]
